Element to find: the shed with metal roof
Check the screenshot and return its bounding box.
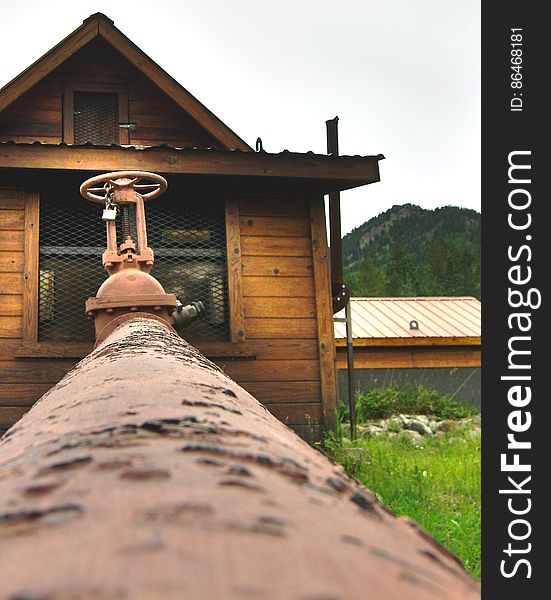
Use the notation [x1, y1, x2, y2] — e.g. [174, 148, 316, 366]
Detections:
[335, 297, 481, 405]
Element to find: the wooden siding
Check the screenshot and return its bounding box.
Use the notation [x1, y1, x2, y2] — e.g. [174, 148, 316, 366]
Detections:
[0, 192, 328, 439]
[220, 195, 322, 433]
[0, 189, 73, 434]
[0, 38, 219, 148]
[336, 345, 481, 370]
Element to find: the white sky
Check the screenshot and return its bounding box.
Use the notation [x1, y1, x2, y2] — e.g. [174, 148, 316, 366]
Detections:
[0, 0, 480, 234]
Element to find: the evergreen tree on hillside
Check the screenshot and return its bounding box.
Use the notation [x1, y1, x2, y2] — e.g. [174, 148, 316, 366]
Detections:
[342, 205, 480, 299]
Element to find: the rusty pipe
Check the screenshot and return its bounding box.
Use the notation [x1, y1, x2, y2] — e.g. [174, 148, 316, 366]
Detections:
[0, 318, 479, 599]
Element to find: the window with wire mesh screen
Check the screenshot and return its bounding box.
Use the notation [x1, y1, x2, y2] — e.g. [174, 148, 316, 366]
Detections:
[38, 189, 229, 344]
[73, 92, 119, 145]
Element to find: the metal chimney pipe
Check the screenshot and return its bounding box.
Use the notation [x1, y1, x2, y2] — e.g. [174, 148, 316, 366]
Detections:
[0, 318, 479, 599]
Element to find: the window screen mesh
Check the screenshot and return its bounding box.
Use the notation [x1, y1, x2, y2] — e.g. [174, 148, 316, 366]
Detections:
[39, 190, 229, 344]
[73, 92, 119, 145]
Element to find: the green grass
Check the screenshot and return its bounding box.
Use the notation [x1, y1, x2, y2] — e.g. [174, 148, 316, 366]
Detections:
[325, 430, 481, 579]
[343, 385, 479, 421]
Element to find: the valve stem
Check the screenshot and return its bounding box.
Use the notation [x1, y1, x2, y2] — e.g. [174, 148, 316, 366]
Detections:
[120, 205, 131, 242]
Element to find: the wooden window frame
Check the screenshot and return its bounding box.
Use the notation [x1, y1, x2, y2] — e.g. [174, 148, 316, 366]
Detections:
[16, 195, 253, 359]
[63, 83, 130, 145]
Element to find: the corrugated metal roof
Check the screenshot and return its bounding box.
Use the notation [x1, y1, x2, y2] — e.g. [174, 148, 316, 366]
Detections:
[334, 297, 481, 340]
[0, 140, 385, 161]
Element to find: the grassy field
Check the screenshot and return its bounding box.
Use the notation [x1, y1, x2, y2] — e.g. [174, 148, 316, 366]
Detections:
[325, 429, 481, 579]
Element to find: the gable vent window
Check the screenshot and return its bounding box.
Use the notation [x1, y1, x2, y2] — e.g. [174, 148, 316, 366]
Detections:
[73, 92, 119, 145]
[63, 84, 128, 145]
[38, 186, 229, 344]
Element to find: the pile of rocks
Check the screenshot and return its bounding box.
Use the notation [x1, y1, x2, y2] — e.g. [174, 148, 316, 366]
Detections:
[348, 414, 480, 445]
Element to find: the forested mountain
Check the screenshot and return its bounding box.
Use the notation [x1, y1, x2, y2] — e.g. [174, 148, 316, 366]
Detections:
[342, 204, 480, 298]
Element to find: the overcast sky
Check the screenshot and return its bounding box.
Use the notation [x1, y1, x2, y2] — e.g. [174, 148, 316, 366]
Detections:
[0, 0, 480, 234]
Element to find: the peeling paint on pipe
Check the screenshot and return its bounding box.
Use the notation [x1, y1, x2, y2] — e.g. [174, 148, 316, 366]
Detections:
[0, 318, 479, 599]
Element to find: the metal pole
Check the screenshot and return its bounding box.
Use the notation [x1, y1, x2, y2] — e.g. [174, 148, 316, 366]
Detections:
[326, 117, 348, 313]
[0, 318, 478, 599]
[345, 299, 357, 440]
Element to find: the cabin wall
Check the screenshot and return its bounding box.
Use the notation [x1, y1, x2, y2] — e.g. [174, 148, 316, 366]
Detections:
[0, 190, 333, 441]
[0, 38, 219, 148]
[0, 189, 74, 434]
[220, 195, 327, 440]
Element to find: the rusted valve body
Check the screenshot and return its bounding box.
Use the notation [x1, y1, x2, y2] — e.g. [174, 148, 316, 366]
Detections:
[80, 171, 178, 343]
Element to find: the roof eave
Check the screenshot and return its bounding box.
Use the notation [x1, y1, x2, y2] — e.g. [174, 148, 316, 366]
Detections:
[0, 142, 382, 193]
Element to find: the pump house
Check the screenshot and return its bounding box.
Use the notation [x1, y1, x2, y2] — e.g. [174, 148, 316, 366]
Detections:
[0, 13, 382, 440]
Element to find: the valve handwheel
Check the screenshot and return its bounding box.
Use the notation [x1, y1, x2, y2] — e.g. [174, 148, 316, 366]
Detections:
[80, 170, 168, 203]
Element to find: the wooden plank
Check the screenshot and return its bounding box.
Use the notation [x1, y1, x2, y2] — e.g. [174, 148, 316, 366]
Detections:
[0, 360, 74, 383]
[0, 341, 20, 360]
[0, 295, 22, 316]
[309, 197, 338, 431]
[0, 273, 24, 294]
[242, 276, 314, 298]
[239, 197, 309, 218]
[0, 18, 97, 112]
[239, 216, 310, 238]
[12, 341, 255, 360]
[0, 210, 25, 230]
[0, 108, 62, 125]
[0, 252, 24, 272]
[0, 383, 52, 405]
[335, 336, 482, 348]
[225, 198, 245, 342]
[14, 342, 93, 358]
[196, 342, 254, 359]
[240, 381, 321, 403]
[220, 359, 320, 382]
[336, 347, 482, 369]
[240, 236, 312, 257]
[0, 122, 62, 136]
[3, 95, 62, 112]
[0, 406, 29, 429]
[0, 189, 25, 208]
[0, 144, 381, 188]
[0, 316, 22, 338]
[0, 135, 61, 144]
[245, 318, 317, 340]
[124, 111, 203, 129]
[0, 230, 25, 251]
[265, 402, 322, 425]
[242, 256, 313, 277]
[246, 340, 318, 361]
[243, 296, 316, 319]
[23, 192, 39, 343]
[98, 18, 251, 151]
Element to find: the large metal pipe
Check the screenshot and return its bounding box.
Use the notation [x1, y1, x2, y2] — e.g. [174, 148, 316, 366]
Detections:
[0, 318, 478, 599]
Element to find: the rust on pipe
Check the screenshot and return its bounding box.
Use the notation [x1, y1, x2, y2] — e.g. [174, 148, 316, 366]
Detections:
[0, 318, 479, 599]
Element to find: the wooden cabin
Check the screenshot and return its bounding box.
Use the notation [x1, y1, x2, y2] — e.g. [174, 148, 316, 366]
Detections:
[0, 14, 382, 440]
[335, 297, 481, 406]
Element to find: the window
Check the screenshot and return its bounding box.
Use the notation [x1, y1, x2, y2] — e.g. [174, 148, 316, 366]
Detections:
[63, 84, 129, 145]
[37, 187, 230, 345]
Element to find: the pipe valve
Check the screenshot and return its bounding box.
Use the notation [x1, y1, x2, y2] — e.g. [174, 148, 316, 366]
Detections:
[171, 300, 206, 333]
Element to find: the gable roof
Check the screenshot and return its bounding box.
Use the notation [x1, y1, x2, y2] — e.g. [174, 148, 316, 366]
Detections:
[0, 13, 251, 151]
[335, 297, 481, 345]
